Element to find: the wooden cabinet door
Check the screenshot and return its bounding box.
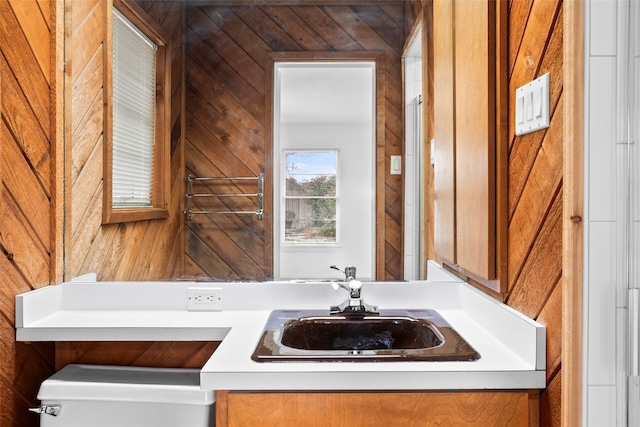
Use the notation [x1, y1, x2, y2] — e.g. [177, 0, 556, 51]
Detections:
[433, 0, 502, 285]
[432, 0, 456, 265]
[217, 390, 534, 427]
[453, 0, 497, 280]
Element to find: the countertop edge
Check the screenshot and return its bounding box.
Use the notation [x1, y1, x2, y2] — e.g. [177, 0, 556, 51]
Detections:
[15, 267, 546, 392]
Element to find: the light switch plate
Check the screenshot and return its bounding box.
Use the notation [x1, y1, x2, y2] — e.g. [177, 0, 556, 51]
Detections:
[390, 155, 402, 175]
[515, 73, 550, 136]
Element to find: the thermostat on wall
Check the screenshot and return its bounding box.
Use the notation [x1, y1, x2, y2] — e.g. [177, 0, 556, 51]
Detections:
[515, 73, 550, 136]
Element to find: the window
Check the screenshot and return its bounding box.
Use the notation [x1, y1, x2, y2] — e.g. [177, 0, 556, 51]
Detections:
[284, 150, 338, 244]
[104, 1, 170, 223]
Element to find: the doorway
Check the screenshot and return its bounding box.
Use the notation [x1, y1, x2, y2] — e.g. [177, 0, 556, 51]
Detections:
[272, 61, 376, 280]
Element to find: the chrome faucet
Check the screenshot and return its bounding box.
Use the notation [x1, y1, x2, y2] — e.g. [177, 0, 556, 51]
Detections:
[329, 265, 379, 317]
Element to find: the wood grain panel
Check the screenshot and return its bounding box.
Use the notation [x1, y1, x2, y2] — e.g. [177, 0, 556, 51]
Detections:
[508, 0, 534, 77]
[418, 0, 564, 422]
[454, 0, 495, 280]
[288, 6, 362, 50]
[56, 1, 205, 412]
[184, 2, 405, 280]
[0, 53, 51, 193]
[60, 1, 199, 385]
[1, 318, 55, 427]
[55, 341, 220, 370]
[1, 1, 56, 426]
[562, 1, 585, 424]
[71, 90, 103, 183]
[1, 129, 51, 246]
[432, 0, 456, 264]
[0, 257, 30, 327]
[71, 36, 104, 137]
[508, 94, 563, 287]
[536, 277, 563, 383]
[540, 371, 561, 427]
[220, 390, 532, 427]
[68, 0, 185, 281]
[507, 187, 562, 319]
[1, 183, 50, 286]
[0, 3, 569, 427]
[70, 0, 102, 84]
[0, 0, 51, 133]
[1, 319, 55, 403]
[508, 4, 563, 217]
[505, 0, 564, 424]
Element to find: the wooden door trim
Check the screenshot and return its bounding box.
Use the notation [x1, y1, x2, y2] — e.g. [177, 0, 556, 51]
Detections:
[562, 1, 584, 425]
[265, 51, 386, 280]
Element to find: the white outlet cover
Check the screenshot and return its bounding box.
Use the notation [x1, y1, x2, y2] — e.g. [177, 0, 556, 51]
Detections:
[187, 287, 223, 311]
[515, 73, 550, 136]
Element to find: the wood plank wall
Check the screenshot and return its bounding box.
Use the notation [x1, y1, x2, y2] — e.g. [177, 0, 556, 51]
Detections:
[0, 1, 57, 426]
[406, 0, 564, 424]
[9, 2, 565, 426]
[506, 1, 563, 425]
[183, 1, 406, 280]
[56, 0, 220, 374]
[66, 0, 185, 281]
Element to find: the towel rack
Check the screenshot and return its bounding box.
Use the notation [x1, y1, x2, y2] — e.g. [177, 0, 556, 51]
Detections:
[184, 174, 264, 220]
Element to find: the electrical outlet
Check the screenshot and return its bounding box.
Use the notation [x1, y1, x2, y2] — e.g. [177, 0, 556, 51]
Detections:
[187, 287, 223, 311]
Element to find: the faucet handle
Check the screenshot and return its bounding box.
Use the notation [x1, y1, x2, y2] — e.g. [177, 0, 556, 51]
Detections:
[344, 266, 357, 280]
[348, 280, 363, 299]
[348, 280, 362, 291]
[329, 265, 357, 281]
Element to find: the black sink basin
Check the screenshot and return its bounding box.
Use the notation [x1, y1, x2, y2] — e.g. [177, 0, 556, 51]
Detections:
[280, 316, 443, 351]
[252, 309, 480, 362]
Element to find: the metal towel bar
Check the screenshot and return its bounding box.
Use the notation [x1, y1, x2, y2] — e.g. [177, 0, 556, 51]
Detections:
[184, 174, 264, 220]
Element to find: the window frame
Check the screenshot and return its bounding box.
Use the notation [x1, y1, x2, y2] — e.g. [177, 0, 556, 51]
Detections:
[103, 0, 171, 224]
[282, 149, 340, 246]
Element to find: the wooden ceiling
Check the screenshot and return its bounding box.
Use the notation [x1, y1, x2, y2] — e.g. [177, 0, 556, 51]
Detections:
[185, 1, 403, 6]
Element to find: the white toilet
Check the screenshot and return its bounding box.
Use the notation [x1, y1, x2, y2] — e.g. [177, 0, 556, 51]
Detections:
[33, 364, 215, 427]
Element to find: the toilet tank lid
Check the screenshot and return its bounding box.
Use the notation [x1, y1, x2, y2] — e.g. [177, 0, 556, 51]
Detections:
[37, 364, 214, 405]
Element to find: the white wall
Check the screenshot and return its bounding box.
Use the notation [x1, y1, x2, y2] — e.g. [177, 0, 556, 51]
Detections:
[276, 122, 375, 280]
[584, 1, 640, 424]
[404, 30, 423, 280]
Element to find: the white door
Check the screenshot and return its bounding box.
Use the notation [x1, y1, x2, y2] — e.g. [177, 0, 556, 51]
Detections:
[273, 62, 375, 280]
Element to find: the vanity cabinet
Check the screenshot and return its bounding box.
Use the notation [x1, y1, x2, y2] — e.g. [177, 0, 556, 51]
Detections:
[432, 0, 507, 295]
[216, 390, 538, 427]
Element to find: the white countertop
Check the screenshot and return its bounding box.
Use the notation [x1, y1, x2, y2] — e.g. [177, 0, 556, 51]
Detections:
[15, 262, 546, 391]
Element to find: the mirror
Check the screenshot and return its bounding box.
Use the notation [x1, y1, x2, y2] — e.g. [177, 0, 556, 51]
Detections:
[68, 1, 425, 282]
[178, 2, 420, 281]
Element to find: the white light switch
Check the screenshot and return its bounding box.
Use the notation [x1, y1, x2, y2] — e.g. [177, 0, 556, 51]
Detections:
[516, 96, 525, 124]
[515, 73, 550, 136]
[390, 155, 402, 175]
[534, 86, 543, 117]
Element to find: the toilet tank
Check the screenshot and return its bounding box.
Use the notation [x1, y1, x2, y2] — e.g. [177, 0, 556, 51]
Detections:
[35, 364, 215, 427]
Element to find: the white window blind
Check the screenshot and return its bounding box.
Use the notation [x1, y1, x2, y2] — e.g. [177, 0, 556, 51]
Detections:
[112, 9, 157, 208]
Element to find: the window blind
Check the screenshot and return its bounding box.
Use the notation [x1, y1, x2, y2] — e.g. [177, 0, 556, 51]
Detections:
[112, 9, 157, 208]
